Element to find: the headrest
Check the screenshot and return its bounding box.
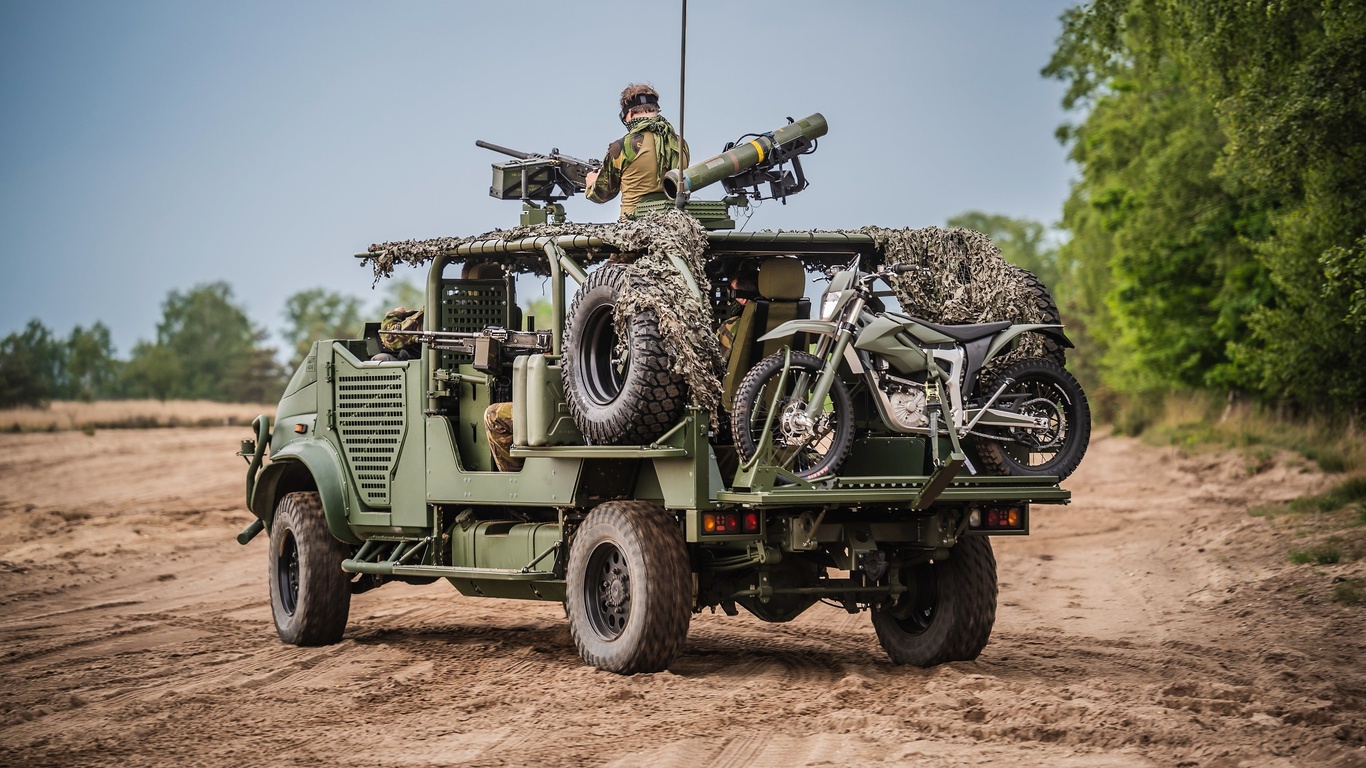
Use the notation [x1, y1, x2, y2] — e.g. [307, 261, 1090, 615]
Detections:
[462, 262, 505, 279]
[758, 258, 805, 300]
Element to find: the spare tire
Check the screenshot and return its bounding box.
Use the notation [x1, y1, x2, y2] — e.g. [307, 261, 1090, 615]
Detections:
[1012, 266, 1066, 366]
[562, 264, 687, 445]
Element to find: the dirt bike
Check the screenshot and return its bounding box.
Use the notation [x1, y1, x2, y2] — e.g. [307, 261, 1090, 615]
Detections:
[732, 256, 1091, 482]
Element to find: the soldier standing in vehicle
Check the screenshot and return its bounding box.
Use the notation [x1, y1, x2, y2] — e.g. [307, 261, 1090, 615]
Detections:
[584, 84, 689, 219]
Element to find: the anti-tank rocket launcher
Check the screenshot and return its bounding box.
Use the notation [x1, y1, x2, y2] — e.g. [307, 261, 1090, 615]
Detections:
[664, 113, 828, 205]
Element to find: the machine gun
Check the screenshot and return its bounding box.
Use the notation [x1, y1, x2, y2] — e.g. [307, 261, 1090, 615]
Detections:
[478, 140, 601, 225]
[381, 327, 553, 372]
[478, 140, 602, 203]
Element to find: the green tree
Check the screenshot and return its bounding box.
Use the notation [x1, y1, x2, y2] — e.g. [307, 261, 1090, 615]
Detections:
[1040, 0, 1366, 411]
[0, 319, 64, 407]
[126, 282, 285, 402]
[373, 277, 425, 317]
[64, 322, 119, 401]
[121, 341, 182, 402]
[1176, 1, 1366, 407]
[281, 288, 364, 368]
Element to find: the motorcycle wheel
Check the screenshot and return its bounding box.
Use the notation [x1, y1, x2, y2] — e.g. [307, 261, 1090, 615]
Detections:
[973, 358, 1090, 481]
[733, 351, 854, 481]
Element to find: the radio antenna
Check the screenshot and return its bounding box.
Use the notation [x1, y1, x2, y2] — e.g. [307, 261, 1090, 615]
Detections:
[675, 0, 688, 208]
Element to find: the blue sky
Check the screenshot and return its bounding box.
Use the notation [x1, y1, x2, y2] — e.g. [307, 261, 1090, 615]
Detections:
[0, 0, 1077, 357]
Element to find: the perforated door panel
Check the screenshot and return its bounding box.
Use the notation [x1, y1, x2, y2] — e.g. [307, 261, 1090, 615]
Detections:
[335, 369, 406, 506]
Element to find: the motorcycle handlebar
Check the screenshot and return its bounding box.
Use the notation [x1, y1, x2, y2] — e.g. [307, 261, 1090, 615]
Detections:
[864, 264, 918, 283]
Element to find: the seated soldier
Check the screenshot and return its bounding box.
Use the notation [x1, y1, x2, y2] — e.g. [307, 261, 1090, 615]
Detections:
[372, 307, 424, 361]
[483, 401, 521, 473]
[717, 270, 760, 359]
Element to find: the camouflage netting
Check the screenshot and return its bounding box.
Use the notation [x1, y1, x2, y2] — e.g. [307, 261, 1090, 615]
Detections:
[862, 225, 1055, 365]
[361, 216, 1056, 417]
[362, 210, 726, 416]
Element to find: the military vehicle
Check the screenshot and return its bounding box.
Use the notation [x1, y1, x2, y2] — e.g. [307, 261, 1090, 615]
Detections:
[236, 113, 1080, 674]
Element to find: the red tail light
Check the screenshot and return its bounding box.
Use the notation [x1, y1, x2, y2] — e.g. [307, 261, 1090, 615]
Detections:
[971, 505, 1026, 530]
[702, 512, 761, 535]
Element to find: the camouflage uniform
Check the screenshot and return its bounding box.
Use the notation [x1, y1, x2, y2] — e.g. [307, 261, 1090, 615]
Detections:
[717, 307, 743, 358]
[716, 275, 757, 359]
[586, 116, 689, 219]
[379, 307, 424, 352]
[483, 402, 522, 472]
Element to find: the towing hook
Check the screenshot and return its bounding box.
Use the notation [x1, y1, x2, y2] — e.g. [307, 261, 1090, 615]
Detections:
[237, 518, 265, 545]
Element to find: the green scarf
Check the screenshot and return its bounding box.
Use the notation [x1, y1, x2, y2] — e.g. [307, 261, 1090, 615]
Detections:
[626, 115, 684, 180]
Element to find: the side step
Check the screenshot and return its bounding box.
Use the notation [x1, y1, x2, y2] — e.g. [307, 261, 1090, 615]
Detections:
[341, 559, 556, 582]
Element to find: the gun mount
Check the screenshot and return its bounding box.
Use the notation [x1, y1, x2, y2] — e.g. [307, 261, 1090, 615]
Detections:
[478, 140, 602, 226]
[663, 113, 827, 205]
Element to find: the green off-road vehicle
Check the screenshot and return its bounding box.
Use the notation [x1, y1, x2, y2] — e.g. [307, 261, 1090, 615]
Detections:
[236, 114, 1083, 673]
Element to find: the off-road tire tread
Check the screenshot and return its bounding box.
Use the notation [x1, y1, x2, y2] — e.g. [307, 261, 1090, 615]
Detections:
[1013, 266, 1066, 366]
[566, 501, 692, 674]
[872, 536, 998, 666]
[975, 357, 1091, 481]
[269, 491, 351, 646]
[732, 351, 855, 479]
[562, 265, 688, 446]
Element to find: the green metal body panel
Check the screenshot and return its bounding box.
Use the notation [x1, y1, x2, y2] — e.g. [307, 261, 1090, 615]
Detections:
[853, 315, 934, 373]
[842, 436, 928, 476]
[757, 318, 838, 342]
[449, 520, 561, 571]
[898, 320, 956, 346]
[983, 323, 1068, 366]
[424, 415, 584, 506]
[260, 443, 359, 545]
[715, 474, 1068, 507]
[446, 575, 566, 602]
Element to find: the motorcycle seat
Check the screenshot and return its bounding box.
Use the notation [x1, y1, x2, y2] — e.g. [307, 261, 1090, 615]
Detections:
[905, 317, 1012, 343]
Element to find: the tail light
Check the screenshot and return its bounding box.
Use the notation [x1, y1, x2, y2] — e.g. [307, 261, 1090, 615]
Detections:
[702, 511, 761, 535]
[969, 505, 1026, 530]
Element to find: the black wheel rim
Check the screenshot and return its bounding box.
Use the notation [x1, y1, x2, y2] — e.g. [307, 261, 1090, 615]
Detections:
[580, 304, 627, 406]
[887, 562, 938, 635]
[583, 541, 631, 640]
[998, 375, 1071, 471]
[276, 530, 300, 616]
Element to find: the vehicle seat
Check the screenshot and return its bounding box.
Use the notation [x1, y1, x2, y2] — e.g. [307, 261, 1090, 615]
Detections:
[720, 257, 809, 411]
[439, 262, 521, 371]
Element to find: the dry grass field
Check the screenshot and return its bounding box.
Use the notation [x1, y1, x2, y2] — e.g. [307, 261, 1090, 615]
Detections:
[0, 400, 273, 433]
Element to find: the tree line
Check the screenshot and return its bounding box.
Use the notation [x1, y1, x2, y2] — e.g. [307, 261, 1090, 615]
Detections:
[5, 2, 1360, 416]
[0, 280, 422, 408]
[1042, 0, 1365, 415]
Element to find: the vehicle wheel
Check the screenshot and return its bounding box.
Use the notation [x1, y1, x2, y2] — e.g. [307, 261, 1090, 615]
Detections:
[732, 351, 854, 480]
[566, 501, 692, 674]
[973, 357, 1091, 481]
[268, 491, 352, 646]
[871, 536, 997, 666]
[1013, 266, 1067, 366]
[561, 264, 687, 445]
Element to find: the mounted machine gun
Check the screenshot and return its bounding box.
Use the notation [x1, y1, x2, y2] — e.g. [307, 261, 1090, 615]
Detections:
[477, 140, 602, 225]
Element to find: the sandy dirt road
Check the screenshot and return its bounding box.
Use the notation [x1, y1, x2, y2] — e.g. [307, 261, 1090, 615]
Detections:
[0, 427, 1362, 767]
